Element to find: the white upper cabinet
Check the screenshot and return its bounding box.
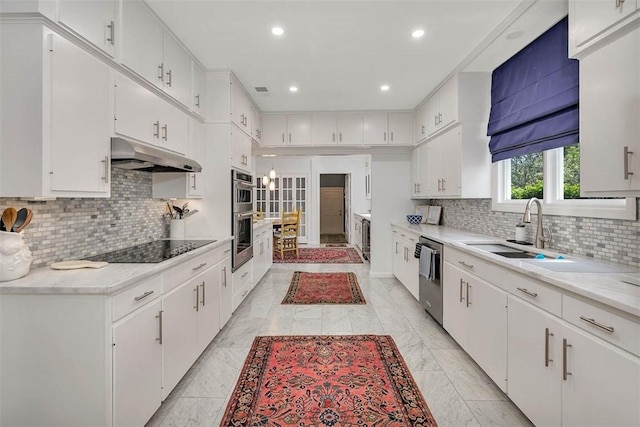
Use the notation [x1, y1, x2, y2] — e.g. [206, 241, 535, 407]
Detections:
[262, 114, 312, 146]
[426, 77, 459, 136]
[388, 112, 413, 145]
[57, 0, 116, 57]
[337, 113, 364, 145]
[0, 25, 111, 198]
[231, 74, 252, 136]
[231, 125, 252, 172]
[311, 113, 338, 145]
[569, 0, 639, 57]
[579, 26, 640, 196]
[121, 0, 192, 107]
[414, 102, 428, 143]
[363, 112, 389, 145]
[251, 104, 262, 144]
[192, 62, 206, 116]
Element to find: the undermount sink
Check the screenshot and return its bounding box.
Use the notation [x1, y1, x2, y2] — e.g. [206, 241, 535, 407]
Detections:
[492, 251, 540, 259]
[465, 243, 546, 259]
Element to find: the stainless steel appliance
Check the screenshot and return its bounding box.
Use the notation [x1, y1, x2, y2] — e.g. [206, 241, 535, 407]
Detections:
[418, 236, 443, 325]
[362, 219, 371, 261]
[232, 170, 254, 271]
[111, 138, 202, 172]
[85, 240, 216, 263]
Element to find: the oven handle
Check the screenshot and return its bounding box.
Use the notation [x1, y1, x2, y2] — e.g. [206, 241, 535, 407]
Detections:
[236, 212, 254, 219]
[234, 181, 255, 189]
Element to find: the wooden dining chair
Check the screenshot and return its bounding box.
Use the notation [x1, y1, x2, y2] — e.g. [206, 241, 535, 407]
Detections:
[273, 209, 299, 259]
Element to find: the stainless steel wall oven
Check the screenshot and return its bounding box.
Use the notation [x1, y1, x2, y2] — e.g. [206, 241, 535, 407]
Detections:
[232, 170, 254, 271]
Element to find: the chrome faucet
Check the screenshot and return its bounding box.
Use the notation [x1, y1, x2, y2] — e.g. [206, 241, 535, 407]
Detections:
[523, 197, 551, 249]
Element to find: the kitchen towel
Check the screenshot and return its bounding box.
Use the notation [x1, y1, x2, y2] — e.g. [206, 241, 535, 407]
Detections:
[419, 245, 436, 281]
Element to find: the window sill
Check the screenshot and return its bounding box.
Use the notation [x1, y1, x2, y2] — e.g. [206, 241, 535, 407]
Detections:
[491, 198, 637, 220]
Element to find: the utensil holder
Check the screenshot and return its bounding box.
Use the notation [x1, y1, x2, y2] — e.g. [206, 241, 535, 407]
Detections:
[170, 219, 185, 239]
[0, 230, 33, 281]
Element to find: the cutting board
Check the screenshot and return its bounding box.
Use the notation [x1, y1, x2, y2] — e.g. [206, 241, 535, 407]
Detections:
[50, 260, 108, 270]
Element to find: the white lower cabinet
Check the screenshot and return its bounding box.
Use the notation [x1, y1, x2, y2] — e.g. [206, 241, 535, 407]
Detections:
[219, 255, 233, 328]
[232, 259, 253, 311]
[391, 228, 419, 300]
[253, 224, 273, 285]
[112, 300, 163, 427]
[508, 295, 640, 427]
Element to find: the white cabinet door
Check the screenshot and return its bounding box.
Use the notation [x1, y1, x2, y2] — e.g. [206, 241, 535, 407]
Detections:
[312, 112, 337, 145]
[114, 73, 157, 145]
[159, 100, 188, 155]
[443, 263, 469, 349]
[162, 280, 199, 400]
[163, 33, 192, 107]
[49, 33, 111, 194]
[337, 113, 363, 145]
[364, 112, 389, 145]
[570, 0, 638, 52]
[404, 241, 419, 300]
[219, 255, 233, 328]
[196, 265, 221, 354]
[231, 126, 252, 172]
[411, 146, 420, 197]
[121, 0, 164, 89]
[580, 27, 640, 195]
[439, 128, 461, 197]
[262, 114, 288, 146]
[231, 75, 251, 135]
[252, 105, 262, 143]
[392, 232, 403, 281]
[287, 114, 312, 145]
[57, 0, 116, 57]
[415, 102, 428, 143]
[561, 323, 640, 427]
[438, 77, 459, 130]
[466, 275, 507, 392]
[192, 62, 206, 116]
[388, 112, 413, 145]
[425, 96, 440, 136]
[507, 296, 562, 427]
[112, 300, 162, 427]
[188, 118, 204, 197]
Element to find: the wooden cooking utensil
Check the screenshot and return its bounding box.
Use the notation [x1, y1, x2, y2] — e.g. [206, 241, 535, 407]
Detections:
[15, 209, 32, 233]
[12, 208, 28, 232]
[1, 208, 17, 233]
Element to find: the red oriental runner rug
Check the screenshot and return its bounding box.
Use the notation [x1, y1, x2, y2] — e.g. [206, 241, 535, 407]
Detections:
[281, 271, 366, 305]
[221, 335, 438, 426]
[273, 247, 363, 264]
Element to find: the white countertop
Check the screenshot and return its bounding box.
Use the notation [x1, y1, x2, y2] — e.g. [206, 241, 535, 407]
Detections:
[391, 221, 640, 318]
[354, 213, 371, 221]
[0, 237, 233, 296]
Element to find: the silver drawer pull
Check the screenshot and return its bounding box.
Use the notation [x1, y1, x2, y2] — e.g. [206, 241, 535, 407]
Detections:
[241, 272, 248, 278]
[458, 260, 474, 269]
[517, 287, 538, 298]
[155, 310, 163, 344]
[192, 262, 207, 271]
[241, 290, 248, 297]
[562, 338, 572, 381]
[224, 248, 232, 254]
[579, 316, 614, 333]
[545, 328, 554, 367]
[134, 290, 154, 301]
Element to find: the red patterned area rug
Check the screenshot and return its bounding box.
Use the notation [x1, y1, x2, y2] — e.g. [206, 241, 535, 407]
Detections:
[282, 271, 366, 305]
[221, 335, 437, 426]
[273, 247, 363, 264]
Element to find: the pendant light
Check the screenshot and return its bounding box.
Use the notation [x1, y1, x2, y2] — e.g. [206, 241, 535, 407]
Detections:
[262, 175, 269, 186]
[268, 180, 276, 191]
[269, 168, 276, 180]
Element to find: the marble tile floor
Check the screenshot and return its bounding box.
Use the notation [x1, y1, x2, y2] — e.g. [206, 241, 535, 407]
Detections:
[146, 261, 533, 427]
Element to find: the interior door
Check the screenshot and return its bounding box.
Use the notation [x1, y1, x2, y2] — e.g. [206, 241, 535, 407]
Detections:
[320, 187, 344, 234]
[344, 174, 350, 242]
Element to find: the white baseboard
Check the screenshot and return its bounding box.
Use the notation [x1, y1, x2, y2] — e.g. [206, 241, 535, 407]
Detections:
[369, 272, 394, 279]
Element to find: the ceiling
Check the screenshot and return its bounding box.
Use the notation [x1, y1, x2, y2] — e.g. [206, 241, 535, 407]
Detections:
[147, 0, 568, 113]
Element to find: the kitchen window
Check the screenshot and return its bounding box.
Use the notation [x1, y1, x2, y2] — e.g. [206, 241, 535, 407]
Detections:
[492, 145, 635, 220]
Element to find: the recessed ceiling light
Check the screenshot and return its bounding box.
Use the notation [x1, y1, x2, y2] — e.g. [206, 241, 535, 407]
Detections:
[289, 86, 298, 93]
[261, 154, 277, 157]
[412, 29, 425, 38]
[272, 26, 284, 36]
[380, 85, 390, 92]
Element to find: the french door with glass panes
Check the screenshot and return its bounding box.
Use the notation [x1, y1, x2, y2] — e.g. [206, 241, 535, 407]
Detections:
[256, 174, 308, 243]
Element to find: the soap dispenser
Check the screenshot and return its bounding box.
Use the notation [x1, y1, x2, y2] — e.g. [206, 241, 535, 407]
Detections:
[515, 222, 526, 242]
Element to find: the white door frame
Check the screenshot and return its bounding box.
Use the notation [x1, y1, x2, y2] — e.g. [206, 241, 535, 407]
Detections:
[315, 172, 351, 245]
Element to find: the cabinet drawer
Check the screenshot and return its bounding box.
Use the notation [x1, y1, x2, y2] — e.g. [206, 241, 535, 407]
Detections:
[505, 271, 562, 317]
[446, 247, 508, 290]
[112, 275, 162, 322]
[232, 279, 251, 312]
[163, 249, 222, 293]
[232, 261, 253, 294]
[563, 294, 640, 356]
[394, 229, 418, 245]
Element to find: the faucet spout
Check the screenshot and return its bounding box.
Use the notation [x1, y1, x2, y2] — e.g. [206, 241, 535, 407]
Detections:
[522, 198, 550, 249]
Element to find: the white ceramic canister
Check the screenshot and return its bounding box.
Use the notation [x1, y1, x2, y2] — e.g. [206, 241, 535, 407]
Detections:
[0, 230, 33, 281]
[170, 219, 185, 239]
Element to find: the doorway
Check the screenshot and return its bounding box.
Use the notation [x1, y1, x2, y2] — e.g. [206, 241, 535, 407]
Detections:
[319, 174, 348, 244]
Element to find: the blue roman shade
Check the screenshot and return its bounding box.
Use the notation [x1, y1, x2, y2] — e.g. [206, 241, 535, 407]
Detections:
[487, 17, 579, 162]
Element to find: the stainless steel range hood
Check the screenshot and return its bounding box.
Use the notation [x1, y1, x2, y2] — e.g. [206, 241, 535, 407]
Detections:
[111, 138, 202, 172]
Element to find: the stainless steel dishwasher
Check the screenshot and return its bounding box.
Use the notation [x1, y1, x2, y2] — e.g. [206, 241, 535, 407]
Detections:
[418, 236, 443, 325]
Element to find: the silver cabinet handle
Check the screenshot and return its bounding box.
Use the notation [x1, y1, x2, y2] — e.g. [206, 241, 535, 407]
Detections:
[153, 121, 160, 138]
[437, 179, 442, 192]
[434, 115, 438, 126]
[192, 262, 207, 271]
[191, 174, 197, 190]
[441, 179, 445, 191]
[458, 260, 474, 269]
[166, 69, 172, 87]
[395, 241, 398, 254]
[466, 282, 471, 307]
[562, 338, 572, 380]
[332, 132, 335, 142]
[155, 310, 163, 344]
[390, 131, 394, 142]
[459, 278, 464, 303]
[579, 316, 615, 333]
[241, 290, 248, 297]
[224, 248, 232, 254]
[101, 156, 109, 183]
[417, 183, 420, 192]
[134, 290, 154, 301]
[384, 131, 387, 142]
[438, 113, 442, 125]
[194, 286, 199, 311]
[195, 94, 200, 108]
[545, 327, 554, 367]
[517, 287, 538, 298]
[339, 132, 342, 142]
[241, 271, 248, 278]
[158, 63, 164, 82]
[616, 0, 625, 6]
[624, 146, 634, 180]
[288, 133, 291, 143]
[282, 133, 285, 143]
[162, 124, 168, 141]
[222, 266, 227, 287]
[421, 124, 425, 135]
[200, 282, 205, 306]
[107, 21, 115, 45]
[240, 114, 245, 125]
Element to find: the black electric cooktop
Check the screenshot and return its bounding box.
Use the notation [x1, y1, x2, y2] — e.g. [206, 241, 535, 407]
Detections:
[85, 240, 217, 263]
